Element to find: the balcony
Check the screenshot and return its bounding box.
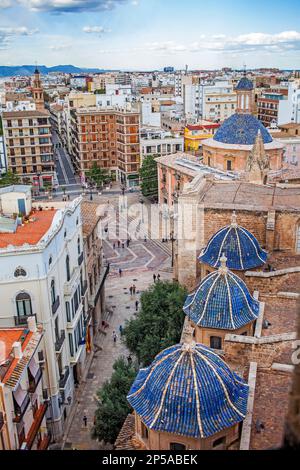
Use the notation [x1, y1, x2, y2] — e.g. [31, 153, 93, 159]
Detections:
[25, 403, 48, 450]
[28, 367, 43, 394]
[13, 394, 30, 423]
[78, 252, 84, 266]
[55, 330, 65, 353]
[14, 314, 36, 326]
[59, 366, 70, 389]
[64, 266, 80, 296]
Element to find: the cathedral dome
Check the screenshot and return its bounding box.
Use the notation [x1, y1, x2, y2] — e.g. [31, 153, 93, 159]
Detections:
[199, 213, 268, 271]
[183, 255, 260, 330]
[127, 342, 249, 438]
[236, 77, 254, 90]
[213, 113, 273, 146]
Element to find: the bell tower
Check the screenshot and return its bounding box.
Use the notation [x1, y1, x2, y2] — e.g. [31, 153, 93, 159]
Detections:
[32, 66, 45, 111]
[236, 67, 255, 114]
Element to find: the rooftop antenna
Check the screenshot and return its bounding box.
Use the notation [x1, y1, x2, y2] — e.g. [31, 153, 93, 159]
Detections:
[185, 64, 188, 75]
[243, 63, 247, 76]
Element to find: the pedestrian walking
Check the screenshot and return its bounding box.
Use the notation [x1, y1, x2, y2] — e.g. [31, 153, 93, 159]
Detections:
[132, 284, 136, 295]
[83, 415, 87, 427]
[113, 242, 115, 249]
[119, 325, 123, 335]
[126, 239, 130, 247]
[144, 235, 147, 242]
[129, 286, 133, 296]
[121, 241, 124, 249]
[117, 240, 120, 248]
[112, 331, 118, 344]
[119, 268, 122, 277]
[153, 273, 156, 283]
[135, 299, 139, 311]
[157, 273, 161, 282]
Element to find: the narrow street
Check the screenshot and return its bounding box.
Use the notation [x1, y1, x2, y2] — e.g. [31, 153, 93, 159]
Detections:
[62, 237, 173, 450]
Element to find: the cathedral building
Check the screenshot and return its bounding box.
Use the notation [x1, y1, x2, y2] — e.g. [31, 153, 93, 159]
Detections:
[183, 255, 260, 350]
[201, 76, 284, 173]
[125, 341, 249, 450]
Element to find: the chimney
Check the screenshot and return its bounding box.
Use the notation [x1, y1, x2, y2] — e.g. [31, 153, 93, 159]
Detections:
[27, 315, 37, 333]
[12, 342, 23, 359]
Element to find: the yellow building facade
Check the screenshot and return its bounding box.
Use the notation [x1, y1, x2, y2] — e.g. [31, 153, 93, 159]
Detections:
[184, 121, 220, 155]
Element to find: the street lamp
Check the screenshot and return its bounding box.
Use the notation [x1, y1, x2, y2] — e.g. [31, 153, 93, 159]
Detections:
[170, 230, 176, 268]
[139, 197, 144, 223]
[89, 188, 93, 201]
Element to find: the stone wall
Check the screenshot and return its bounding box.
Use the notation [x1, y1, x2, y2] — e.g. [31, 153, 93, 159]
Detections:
[245, 268, 300, 294]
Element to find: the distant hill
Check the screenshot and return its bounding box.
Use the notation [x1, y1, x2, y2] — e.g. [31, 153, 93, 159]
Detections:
[0, 65, 110, 77]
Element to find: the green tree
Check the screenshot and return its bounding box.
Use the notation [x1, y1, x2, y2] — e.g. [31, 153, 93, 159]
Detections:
[86, 163, 110, 188]
[0, 171, 21, 188]
[139, 155, 158, 200]
[123, 281, 187, 367]
[92, 358, 137, 444]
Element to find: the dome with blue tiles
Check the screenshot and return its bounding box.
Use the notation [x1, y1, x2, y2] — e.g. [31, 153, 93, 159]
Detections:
[213, 113, 273, 146]
[236, 76, 254, 90]
[199, 212, 268, 271]
[183, 255, 260, 330]
[127, 342, 249, 439]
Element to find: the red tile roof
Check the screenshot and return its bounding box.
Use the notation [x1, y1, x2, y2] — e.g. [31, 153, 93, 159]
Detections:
[0, 208, 56, 249]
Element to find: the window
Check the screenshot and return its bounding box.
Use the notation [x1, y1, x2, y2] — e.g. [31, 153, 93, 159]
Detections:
[14, 267, 27, 278]
[226, 160, 232, 171]
[50, 280, 56, 305]
[65, 301, 71, 322]
[170, 443, 186, 450]
[49, 256, 52, 266]
[212, 436, 226, 449]
[68, 333, 74, 357]
[141, 422, 148, 439]
[296, 225, 300, 253]
[16, 293, 32, 317]
[77, 237, 81, 255]
[210, 336, 222, 350]
[66, 255, 71, 281]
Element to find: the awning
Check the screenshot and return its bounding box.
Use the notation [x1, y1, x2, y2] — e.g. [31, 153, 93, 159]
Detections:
[29, 358, 39, 377]
[13, 386, 27, 406]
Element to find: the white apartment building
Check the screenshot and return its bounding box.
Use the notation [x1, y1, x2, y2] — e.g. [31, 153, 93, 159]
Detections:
[140, 127, 184, 162]
[278, 79, 300, 125]
[0, 187, 88, 440]
[0, 135, 6, 175]
[201, 80, 237, 122]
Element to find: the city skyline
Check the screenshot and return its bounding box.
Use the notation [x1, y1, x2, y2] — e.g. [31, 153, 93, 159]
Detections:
[0, 0, 300, 70]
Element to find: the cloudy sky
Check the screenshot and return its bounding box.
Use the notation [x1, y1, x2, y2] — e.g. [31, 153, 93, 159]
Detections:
[0, 0, 300, 70]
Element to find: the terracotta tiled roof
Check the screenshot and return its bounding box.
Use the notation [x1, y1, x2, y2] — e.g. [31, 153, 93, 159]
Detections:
[115, 414, 145, 450]
[81, 201, 104, 237]
[0, 328, 33, 384]
[2, 110, 50, 118]
[0, 209, 56, 249]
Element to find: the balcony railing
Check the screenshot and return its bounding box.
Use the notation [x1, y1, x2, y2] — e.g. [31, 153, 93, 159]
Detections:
[59, 366, 70, 389]
[51, 296, 60, 315]
[13, 394, 30, 423]
[28, 367, 43, 394]
[78, 252, 84, 266]
[14, 314, 36, 326]
[55, 330, 65, 353]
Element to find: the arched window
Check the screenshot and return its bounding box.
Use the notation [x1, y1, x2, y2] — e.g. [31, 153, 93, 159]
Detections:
[170, 443, 186, 450]
[50, 280, 56, 305]
[210, 336, 222, 350]
[16, 293, 32, 317]
[14, 267, 27, 278]
[66, 255, 71, 281]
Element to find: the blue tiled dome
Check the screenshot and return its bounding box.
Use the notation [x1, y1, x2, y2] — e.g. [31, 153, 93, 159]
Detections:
[199, 214, 268, 271]
[183, 260, 260, 330]
[236, 77, 254, 90]
[127, 342, 249, 438]
[213, 114, 273, 145]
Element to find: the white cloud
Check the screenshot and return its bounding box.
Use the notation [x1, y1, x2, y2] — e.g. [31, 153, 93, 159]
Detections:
[83, 26, 111, 34]
[49, 43, 70, 50]
[0, 0, 12, 8]
[17, 0, 128, 13]
[0, 26, 39, 49]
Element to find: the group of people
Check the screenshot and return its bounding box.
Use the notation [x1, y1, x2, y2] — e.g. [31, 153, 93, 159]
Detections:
[113, 238, 131, 250]
[153, 273, 161, 283]
[129, 284, 137, 296]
